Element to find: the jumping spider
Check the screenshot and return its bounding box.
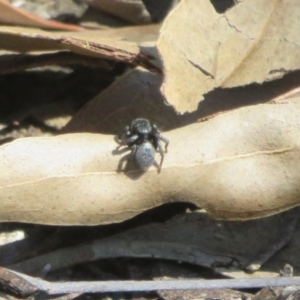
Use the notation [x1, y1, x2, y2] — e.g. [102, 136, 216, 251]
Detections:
[117, 118, 169, 173]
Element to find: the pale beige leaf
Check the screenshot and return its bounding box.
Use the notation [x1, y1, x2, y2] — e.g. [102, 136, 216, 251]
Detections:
[1, 100, 300, 225]
[157, 0, 300, 112]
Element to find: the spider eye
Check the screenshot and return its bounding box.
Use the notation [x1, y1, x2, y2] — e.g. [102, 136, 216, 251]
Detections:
[124, 126, 130, 136]
[152, 124, 158, 132]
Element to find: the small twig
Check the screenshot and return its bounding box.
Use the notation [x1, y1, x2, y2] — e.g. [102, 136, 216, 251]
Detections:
[3, 267, 300, 296]
[0, 267, 38, 298]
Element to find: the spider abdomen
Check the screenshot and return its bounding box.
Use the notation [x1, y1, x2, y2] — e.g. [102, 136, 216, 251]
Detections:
[135, 142, 156, 171]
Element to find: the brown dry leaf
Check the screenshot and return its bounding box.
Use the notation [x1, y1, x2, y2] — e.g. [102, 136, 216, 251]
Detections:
[0, 25, 160, 71]
[157, 0, 300, 112]
[0, 0, 82, 31]
[1, 99, 300, 225]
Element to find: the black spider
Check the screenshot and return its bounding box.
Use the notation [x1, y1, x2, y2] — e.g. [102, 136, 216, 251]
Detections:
[117, 118, 169, 173]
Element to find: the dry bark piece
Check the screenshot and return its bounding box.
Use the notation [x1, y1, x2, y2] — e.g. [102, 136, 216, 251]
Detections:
[157, 0, 300, 112]
[9, 210, 297, 276]
[0, 100, 300, 224]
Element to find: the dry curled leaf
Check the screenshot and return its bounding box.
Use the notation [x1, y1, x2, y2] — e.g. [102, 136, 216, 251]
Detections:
[1, 100, 300, 225]
[0, 25, 159, 71]
[0, 52, 112, 75]
[157, 0, 300, 112]
[63, 68, 180, 134]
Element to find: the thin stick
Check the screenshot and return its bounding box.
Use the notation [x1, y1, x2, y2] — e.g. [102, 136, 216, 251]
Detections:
[4, 268, 300, 296]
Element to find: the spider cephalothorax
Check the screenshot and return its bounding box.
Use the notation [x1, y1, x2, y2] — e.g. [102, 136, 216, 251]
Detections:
[117, 118, 169, 173]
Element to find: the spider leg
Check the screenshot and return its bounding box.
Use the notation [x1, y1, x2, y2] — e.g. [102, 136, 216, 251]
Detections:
[125, 144, 137, 171]
[157, 141, 165, 173]
[118, 134, 139, 146]
[158, 135, 169, 153]
[117, 147, 130, 172]
[152, 125, 169, 153]
[129, 144, 137, 161]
